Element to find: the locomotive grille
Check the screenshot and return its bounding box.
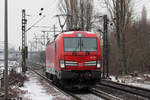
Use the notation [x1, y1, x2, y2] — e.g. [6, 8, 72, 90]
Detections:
[85, 61, 97, 66]
[65, 61, 78, 66]
[65, 60, 97, 66]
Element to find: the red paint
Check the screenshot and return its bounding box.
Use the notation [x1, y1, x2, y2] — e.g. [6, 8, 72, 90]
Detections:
[46, 31, 102, 74]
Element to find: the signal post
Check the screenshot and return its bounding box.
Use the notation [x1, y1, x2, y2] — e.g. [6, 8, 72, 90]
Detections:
[22, 9, 28, 74]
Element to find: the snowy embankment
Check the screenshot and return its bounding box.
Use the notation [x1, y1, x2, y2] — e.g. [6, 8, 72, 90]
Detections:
[20, 76, 52, 100]
[19, 72, 69, 100]
[110, 74, 150, 89]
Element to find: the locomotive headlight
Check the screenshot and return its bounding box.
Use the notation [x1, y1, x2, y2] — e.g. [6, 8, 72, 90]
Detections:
[97, 60, 101, 68]
[60, 60, 65, 68]
[97, 64, 101, 68]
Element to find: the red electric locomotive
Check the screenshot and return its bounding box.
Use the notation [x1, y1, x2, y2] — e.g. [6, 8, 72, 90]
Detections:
[45, 31, 102, 89]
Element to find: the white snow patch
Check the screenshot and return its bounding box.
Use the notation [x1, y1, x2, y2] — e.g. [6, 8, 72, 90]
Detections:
[109, 76, 122, 82]
[144, 74, 150, 78]
[15, 67, 22, 73]
[136, 77, 142, 80]
[109, 76, 117, 82]
[76, 93, 104, 100]
[109, 75, 150, 90]
[127, 82, 150, 89]
[20, 76, 52, 100]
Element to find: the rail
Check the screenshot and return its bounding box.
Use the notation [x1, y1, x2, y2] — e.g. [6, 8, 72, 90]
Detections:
[29, 62, 125, 100]
[27, 65, 82, 100]
[89, 88, 123, 100]
[98, 80, 150, 99]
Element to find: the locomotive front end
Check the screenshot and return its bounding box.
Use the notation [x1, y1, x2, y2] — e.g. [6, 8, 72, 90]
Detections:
[58, 31, 102, 88]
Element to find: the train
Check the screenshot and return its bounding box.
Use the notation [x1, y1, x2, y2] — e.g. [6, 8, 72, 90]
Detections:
[45, 31, 102, 89]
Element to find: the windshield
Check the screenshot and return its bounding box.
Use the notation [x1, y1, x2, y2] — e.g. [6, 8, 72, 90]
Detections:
[81, 38, 97, 51]
[64, 38, 80, 51]
[64, 37, 97, 52]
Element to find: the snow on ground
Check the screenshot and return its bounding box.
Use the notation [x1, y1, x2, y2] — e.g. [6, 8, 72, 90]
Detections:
[109, 76, 117, 82]
[19, 71, 69, 100]
[20, 76, 53, 100]
[76, 93, 104, 100]
[109, 74, 150, 90]
[127, 82, 150, 89]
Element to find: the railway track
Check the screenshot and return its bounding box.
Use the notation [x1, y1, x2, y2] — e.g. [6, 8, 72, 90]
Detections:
[28, 62, 150, 99]
[89, 88, 123, 100]
[28, 66, 82, 100]
[98, 80, 150, 99]
[28, 62, 123, 100]
[28, 66, 103, 100]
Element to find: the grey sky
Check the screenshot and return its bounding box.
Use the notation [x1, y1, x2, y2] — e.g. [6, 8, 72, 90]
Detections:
[0, 0, 59, 49]
[0, 0, 150, 50]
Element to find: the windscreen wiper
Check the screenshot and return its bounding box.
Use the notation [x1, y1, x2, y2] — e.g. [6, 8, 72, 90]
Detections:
[72, 39, 80, 55]
[81, 40, 90, 55]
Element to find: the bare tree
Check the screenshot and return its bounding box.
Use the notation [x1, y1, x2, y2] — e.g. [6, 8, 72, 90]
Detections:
[141, 6, 147, 26]
[104, 0, 132, 44]
[58, 0, 94, 31]
[102, 1, 150, 74]
[104, 0, 133, 74]
[125, 11, 150, 73]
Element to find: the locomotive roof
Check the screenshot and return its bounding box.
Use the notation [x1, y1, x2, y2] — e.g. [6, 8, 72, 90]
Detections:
[63, 31, 96, 34]
[47, 31, 99, 45]
[54, 31, 98, 40]
[56, 31, 97, 39]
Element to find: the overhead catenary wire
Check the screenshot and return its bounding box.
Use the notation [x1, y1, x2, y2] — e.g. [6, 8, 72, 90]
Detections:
[26, 15, 46, 32]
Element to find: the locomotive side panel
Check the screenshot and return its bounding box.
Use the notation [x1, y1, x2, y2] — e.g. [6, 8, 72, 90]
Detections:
[46, 42, 56, 75]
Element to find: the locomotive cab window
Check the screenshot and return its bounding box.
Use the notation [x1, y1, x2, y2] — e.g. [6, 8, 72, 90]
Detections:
[81, 38, 97, 51]
[64, 38, 80, 52]
[64, 37, 97, 52]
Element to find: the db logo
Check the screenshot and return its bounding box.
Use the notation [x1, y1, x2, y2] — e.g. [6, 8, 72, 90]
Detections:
[78, 63, 84, 66]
